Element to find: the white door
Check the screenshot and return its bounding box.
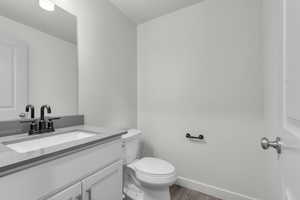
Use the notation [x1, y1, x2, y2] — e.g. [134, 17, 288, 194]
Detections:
[262, 1, 300, 200]
[46, 183, 82, 200]
[81, 161, 123, 200]
[0, 36, 28, 120]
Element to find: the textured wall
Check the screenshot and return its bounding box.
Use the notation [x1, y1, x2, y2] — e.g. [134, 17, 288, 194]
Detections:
[138, 1, 267, 199]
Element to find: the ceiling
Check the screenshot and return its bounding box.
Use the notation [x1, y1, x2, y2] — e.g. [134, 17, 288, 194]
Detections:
[109, 0, 204, 24]
[0, 0, 77, 44]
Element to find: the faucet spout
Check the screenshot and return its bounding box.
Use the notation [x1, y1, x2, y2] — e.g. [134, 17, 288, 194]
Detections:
[40, 105, 52, 121]
[25, 104, 35, 119]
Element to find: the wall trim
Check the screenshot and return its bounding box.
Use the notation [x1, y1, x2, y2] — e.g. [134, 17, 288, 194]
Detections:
[176, 176, 261, 200]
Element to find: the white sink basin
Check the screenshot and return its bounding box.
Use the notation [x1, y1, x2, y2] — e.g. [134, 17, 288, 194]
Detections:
[5, 131, 96, 153]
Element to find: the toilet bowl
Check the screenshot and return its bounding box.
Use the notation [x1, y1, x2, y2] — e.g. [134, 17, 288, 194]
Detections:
[122, 130, 177, 200]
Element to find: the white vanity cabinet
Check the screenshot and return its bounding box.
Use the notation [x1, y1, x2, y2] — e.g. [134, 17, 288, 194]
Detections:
[46, 161, 122, 200]
[81, 161, 123, 200]
[46, 183, 82, 200]
[0, 138, 124, 200]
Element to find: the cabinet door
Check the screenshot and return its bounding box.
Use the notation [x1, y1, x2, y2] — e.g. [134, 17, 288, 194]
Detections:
[47, 183, 81, 200]
[82, 160, 123, 200]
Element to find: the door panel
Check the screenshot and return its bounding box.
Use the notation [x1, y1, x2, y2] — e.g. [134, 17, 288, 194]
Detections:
[0, 37, 28, 120]
[0, 44, 14, 107]
[47, 183, 81, 200]
[280, 132, 300, 200]
[285, 0, 300, 122]
[82, 161, 123, 200]
[263, 0, 300, 200]
[281, 0, 300, 199]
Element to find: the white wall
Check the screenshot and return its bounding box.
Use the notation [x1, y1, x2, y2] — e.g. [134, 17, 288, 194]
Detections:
[138, 1, 267, 199]
[0, 16, 78, 117]
[57, 0, 137, 129]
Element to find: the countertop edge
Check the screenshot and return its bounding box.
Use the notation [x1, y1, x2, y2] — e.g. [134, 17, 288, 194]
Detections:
[0, 129, 126, 177]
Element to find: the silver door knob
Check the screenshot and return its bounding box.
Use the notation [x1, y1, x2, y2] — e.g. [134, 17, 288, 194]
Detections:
[261, 137, 282, 154]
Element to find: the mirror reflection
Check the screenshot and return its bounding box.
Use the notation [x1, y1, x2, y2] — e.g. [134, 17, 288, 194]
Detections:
[0, 0, 78, 120]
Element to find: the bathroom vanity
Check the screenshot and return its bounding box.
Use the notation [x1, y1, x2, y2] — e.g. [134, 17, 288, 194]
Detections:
[0, 1, 126, 200]
[0, 126, 126, 200]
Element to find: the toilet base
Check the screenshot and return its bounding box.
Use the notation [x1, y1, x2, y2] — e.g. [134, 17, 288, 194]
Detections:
[124, 184, 171, 200]
[143, 186, 171, 200]
[124, 183, 143, 200]
[124, 173, 171, 200]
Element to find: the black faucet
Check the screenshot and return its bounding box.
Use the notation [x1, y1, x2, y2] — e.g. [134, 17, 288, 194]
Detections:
[21, 104, 60, 135]
[39, 105, 52, 131]
[23, 104, 38, 135]
[25, 104, 35, 119]
[40, 105, 52, 121]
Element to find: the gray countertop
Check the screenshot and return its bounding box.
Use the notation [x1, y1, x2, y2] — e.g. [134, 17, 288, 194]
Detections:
[0, 126, 126, 176]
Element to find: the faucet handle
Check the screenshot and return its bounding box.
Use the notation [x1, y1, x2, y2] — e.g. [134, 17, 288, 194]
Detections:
[19, 113, 26, 119]
[47, 117, 60, 131]
[20, 119, 38, 135]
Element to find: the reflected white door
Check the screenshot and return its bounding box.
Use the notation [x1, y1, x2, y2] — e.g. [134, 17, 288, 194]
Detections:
[0, 37, 28, 120]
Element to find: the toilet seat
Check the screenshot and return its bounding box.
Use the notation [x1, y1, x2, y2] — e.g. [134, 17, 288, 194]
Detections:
[128, 157, 177, 186]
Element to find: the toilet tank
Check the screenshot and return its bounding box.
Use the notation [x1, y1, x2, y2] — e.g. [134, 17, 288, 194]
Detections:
[122, 129, 142, 164]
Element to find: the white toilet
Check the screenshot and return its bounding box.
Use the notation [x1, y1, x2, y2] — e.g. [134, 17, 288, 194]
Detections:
[122, 129, 177, 200]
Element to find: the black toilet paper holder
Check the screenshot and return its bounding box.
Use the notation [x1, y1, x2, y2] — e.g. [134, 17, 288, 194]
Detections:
[185, 133, 204, 140]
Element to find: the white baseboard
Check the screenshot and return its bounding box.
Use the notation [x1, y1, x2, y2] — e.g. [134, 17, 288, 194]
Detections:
[176, 176, 261, 200]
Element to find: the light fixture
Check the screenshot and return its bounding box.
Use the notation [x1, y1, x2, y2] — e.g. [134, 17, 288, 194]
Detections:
[39, 0, 55, 12]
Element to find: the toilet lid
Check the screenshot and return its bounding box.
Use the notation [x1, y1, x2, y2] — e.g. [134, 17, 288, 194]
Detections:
[134, 157, 175, 175]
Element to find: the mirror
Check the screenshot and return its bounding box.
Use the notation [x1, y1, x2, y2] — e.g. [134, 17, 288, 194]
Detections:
[0, 0, 78, 120]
